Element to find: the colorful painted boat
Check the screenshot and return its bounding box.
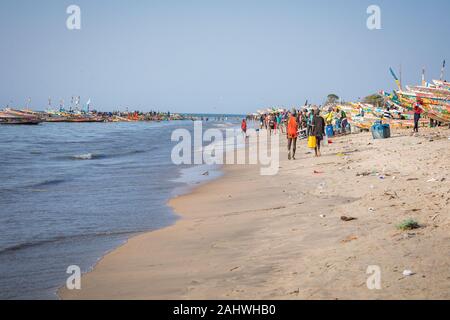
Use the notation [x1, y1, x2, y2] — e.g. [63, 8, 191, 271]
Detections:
[406, 85, 450, 98]
[396, 90, 450, 106]
[391, 80, 450, 123]
[0, 109, 43, 125]
[433, 79, 450, 90]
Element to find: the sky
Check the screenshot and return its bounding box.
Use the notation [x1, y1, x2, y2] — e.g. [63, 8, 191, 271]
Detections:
[1, 0, 449, 114]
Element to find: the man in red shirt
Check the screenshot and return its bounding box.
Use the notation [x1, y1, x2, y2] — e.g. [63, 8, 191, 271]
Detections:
[413, 103, 423, 133]
[241, 119, 247, 137]
[287, 111, 299, 160]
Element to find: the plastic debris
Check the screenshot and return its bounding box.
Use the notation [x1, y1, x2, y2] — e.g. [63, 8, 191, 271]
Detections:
[402, 270, 415, 276]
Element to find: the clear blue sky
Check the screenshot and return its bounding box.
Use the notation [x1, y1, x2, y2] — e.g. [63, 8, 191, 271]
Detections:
[1, 0, 449, 113]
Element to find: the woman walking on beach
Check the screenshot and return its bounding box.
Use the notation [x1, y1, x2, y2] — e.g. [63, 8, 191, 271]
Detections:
[287, 111, 299, 160]
[312, 109, 325, 157]
[413, 103, 422, 133]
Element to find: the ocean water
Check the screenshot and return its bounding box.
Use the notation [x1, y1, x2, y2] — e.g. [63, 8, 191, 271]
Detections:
[0, 119, 242, 299]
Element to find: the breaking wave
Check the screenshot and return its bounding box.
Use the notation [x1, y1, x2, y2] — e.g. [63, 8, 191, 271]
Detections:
[0, 230, 145, 255]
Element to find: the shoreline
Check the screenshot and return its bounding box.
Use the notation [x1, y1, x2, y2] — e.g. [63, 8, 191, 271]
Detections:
[53, 161, 225, 300]
[59, 128, 450, 300]
[53, 121, 241, 300]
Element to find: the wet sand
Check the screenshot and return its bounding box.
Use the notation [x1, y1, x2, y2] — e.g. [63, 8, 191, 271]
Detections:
[60, 128, 450, 299]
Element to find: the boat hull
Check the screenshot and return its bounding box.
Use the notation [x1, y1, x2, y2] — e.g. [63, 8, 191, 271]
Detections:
[0, 118, 42, 125]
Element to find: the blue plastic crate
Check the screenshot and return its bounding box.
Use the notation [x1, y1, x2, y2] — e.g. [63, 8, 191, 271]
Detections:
[371, 123, 390, 139]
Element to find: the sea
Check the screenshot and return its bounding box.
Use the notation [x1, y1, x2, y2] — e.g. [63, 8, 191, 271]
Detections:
[0, 116, 245, 299]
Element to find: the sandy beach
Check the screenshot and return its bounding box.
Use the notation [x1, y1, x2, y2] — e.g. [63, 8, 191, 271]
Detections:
[59, 127, 450, 300]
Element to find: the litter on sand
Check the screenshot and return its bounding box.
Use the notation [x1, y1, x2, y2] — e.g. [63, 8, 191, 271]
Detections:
[341, 235, 358, 243]
[341, 216, 357, 222]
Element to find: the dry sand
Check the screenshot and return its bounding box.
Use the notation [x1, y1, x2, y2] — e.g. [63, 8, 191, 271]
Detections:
[60, 127, 450, 300]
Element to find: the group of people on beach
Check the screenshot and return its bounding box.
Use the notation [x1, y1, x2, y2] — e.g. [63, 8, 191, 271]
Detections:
[285, 108, 326, 159]
[243, 106, 331, 159]
[257, 112, 287, 135]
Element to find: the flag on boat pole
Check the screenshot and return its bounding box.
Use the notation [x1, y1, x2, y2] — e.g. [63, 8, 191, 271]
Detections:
[422, 68, 426, 87]
[86, 98, 91, 112]
[440, 60, 446, 81]
[389, 67, 402, 90]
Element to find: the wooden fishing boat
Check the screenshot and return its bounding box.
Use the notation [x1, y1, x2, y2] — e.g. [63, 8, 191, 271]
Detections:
[396, 90, 450, 106]
[0, 114, 42, 125]
[43, 111, 104, 122]
[65, 117, 104, 123]
[0, 118, 42, 125]
[0, 109, 43, 125]
[406, 85, 450, 98]
[433, 79, 450, 90]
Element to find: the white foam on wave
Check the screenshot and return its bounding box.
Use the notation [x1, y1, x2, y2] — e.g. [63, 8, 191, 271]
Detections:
[72, 153, 93, 160]
[194, 124, 243, 154]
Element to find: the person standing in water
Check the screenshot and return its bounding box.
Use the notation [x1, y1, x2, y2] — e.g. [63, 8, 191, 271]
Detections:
[287, 110, 299, 160]
[312, 109, 325, 157]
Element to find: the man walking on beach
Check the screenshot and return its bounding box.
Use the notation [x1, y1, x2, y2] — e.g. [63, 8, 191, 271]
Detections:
[241, 118, 247, 137]
[287, 111, 299, 160]
[413, 103, 422, 133]
[312, 109, 325, 157]
[307, 109, 314, 136]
